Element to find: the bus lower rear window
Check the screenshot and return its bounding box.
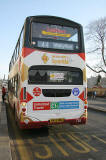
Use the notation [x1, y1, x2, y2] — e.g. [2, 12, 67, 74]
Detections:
[28, 66, 83, 85]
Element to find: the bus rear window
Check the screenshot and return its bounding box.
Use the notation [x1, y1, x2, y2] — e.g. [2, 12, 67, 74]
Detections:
[31, 22, 79, 51]
[28, 66, 83, 85]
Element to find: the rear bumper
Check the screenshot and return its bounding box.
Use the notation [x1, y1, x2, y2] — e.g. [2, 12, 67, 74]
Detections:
[19, 117, 87, 129]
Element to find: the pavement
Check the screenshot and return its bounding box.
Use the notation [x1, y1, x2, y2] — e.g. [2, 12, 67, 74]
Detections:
[88, 97, 106, 112]
[0, 87, 105, 160]
[0, 89, 12, 160]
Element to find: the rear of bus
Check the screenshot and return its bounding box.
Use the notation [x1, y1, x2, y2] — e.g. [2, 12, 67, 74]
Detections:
[19, 16, 87, 129]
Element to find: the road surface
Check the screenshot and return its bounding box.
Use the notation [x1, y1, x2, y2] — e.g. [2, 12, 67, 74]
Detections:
[6, 103, 106, 160]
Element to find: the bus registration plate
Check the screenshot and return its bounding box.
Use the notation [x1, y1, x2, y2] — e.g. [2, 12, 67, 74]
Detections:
[49, 118, 64, 124]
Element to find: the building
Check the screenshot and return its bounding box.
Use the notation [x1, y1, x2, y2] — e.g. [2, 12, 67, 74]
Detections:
[87, 76, 106, 88]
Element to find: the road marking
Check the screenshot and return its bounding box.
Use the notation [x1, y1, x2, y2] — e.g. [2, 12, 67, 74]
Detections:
[29, 139, 52, 159]
[84, 135, 92, 141]
[92, 135, 106, 144]
[49, 136, 69, 157]
[71, 133, 98, 152]
[8, 108, 32, 160]
[73, 125, 80, 129]
[58, 133, 90, 153]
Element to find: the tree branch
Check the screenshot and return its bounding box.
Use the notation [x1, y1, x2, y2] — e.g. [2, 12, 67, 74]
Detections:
[101, 40, 106, 66]
[86, 17, 106, 74]
[86, 63, 106, 74]
[87, 48, 101, 54]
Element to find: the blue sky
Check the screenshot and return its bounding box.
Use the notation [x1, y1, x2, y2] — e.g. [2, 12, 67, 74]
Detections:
[0, 0, 106, 79]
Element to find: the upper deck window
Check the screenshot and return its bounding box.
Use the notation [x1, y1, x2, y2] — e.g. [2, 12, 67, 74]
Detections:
[31, 22, 79, 51]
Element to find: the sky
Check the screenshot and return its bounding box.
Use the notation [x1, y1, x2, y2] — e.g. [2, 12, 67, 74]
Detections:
[0, 0, 106, 79]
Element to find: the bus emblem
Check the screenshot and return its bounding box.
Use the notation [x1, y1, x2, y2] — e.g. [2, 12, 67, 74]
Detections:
[72, 88, 80, 96]
[33, 87, 41, 96]
[42, 54, 49, 64]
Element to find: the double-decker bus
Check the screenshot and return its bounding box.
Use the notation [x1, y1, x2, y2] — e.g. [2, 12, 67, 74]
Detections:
[8, 15, 87, 129]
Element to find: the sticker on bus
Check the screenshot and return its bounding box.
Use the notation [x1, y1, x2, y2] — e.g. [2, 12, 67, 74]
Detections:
[33, 101, 79, 110]
[33, 87, 41, 96]
[72, 88, 80, 96]
[59, 101, 79, 109]
[50, 102, 59, 109]
[33, 102, 50, 110]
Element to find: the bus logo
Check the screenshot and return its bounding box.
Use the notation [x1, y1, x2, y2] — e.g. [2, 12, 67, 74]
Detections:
[42, 53, 49, 64]
[72, 88, 80, 96]
[33, 87, 41, 96]
[52, 55, 69, 64]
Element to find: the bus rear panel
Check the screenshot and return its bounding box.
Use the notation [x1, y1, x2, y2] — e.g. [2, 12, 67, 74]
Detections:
[8, 16, 87, 129]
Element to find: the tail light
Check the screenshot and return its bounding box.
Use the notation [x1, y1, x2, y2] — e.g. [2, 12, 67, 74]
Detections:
[84, 99, 88, 109]
[21, 102, 26, 107]
[22, 108, 26, 112]
[21, 102, 27, 115]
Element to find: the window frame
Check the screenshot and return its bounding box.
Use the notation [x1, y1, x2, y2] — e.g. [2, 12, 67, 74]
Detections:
[28, 65, 83, 85]
[30, 21, 82, 53]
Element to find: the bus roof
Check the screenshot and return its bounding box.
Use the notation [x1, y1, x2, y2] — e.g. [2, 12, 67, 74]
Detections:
[25, 15, 82, 28]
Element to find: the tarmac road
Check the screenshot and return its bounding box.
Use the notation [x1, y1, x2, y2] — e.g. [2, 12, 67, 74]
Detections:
[6, 103, 106, 160]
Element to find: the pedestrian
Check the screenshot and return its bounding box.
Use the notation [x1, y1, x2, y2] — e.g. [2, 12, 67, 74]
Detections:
[92, 91, 96, 100]
[94, 91, 96, 99]
[2, 86, 6, 103]
[92, 91, 94, 100]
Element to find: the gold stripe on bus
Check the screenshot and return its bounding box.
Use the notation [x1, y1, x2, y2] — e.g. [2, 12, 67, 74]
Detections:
[21, 63, 28, 82]
[20, 112, 33, 122]
[42, 30, 71, 38]
[83, 68, 87, 82]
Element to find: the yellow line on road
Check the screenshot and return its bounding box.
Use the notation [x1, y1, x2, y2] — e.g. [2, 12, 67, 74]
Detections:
[67, 133, 90, 153]
[84, 135, 91, 141]
[92, 135, 106, 144]
[8, 108, 32, 160]
[58, 133, 90, 153]
[29, 139, 52, 159]
[49, 136, 69, 157]
[71, 133, 98, 152]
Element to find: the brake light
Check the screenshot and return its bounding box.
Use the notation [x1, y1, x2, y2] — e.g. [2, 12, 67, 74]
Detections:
[21, 102, 26, 107]
[84, 105, 88, 109]
[84, 99, 88, 109]
[84, 99, 87, 104]
[22, 108, 26, 112]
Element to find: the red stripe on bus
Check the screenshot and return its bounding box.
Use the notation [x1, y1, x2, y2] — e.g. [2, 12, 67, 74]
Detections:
[20, 88, 24, 101]
[27, 92, 33, 102]
[20, 88, 33, 103]
[78, 91, 85, 101]
[19, 117, 87, 129]
[22, 47, 85, 58]
[22, 47, 35, 58]
[77, 53, 85, 61]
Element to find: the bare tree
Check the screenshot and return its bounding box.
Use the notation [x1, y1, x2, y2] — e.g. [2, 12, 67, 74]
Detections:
[86, 17, 106, 75]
